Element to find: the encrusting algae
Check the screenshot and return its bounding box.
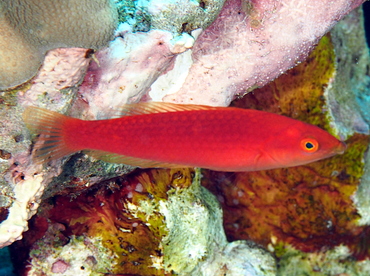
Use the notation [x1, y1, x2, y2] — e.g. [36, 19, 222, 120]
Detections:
[11, 169, 194, 275]
[10, 168, 277, 275]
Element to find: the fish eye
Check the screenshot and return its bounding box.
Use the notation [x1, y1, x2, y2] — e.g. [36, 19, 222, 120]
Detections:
[300, 138, 319, 153]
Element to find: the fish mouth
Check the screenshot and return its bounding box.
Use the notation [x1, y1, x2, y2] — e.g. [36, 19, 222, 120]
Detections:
[334, 141, 347, 154]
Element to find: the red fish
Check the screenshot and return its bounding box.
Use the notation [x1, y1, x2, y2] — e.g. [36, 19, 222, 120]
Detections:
[22, 102, 346, 172]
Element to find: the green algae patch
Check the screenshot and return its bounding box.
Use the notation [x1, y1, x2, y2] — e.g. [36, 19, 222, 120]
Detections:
[0, 87, 23, 107]
[277, 244, 370, 275]
[160, 172, 225, 273]
[125, 168, 227, 274]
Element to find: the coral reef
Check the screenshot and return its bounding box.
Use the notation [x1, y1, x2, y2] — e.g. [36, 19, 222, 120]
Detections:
[327, 6, 370, 137]
[162, 0, 365, 105]
[201, 7, 370, 274]
[202, 132, 367, 253]
[10, 169, 276, 275]
[0, 89, 133, 247]
[0, 0, 227, 249]
[17, 48, 92, 111]
[0, 0, 118, 90]
[277, 245, 370, 275]
[77, 27, 196, 117]
[135, 0, 225, 33]
[0, 1, 369, 275]
[0, 172, 44, 248]
[0, 1, 222, 249]
[327, 7, 370, 227]
[116, 0, 225, 33]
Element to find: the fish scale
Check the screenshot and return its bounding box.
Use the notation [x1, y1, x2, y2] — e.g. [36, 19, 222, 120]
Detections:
[23, 102, 346, 172]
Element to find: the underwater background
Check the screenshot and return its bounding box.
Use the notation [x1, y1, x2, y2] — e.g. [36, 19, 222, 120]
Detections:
[1, 0, 370, 275]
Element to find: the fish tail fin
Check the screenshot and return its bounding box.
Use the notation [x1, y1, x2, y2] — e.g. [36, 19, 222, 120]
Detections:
[23, 107, 78, 163]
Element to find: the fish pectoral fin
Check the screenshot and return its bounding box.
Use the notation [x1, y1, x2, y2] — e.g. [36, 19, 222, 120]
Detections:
[253, 152, 263, 166]
[84, 150, 189, 169]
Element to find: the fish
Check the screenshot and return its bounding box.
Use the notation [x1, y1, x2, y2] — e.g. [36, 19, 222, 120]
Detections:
[22, 102, 346, 172]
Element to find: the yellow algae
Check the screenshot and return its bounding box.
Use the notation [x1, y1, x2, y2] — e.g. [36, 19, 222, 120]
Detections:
[42, 168, 235, 275]
[209, 34, 369, 256]
[233, 35, 336, 130]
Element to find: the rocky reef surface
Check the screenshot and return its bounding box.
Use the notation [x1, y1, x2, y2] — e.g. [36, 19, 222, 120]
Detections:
[0, 0, 369, 275]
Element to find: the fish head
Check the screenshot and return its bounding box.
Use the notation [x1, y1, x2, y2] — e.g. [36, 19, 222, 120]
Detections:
[264, 121, 346, 168]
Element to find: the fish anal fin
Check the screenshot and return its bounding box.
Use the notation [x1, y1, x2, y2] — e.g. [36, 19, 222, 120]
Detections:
[84, 150, 189, 169]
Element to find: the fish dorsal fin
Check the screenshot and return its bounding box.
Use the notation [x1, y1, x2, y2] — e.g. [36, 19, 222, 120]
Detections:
[118, 102, 217, 117]
[84, 149, 190, 169]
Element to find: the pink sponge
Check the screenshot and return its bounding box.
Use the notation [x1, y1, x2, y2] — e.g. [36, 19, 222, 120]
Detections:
[164, 0, 365, 106]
